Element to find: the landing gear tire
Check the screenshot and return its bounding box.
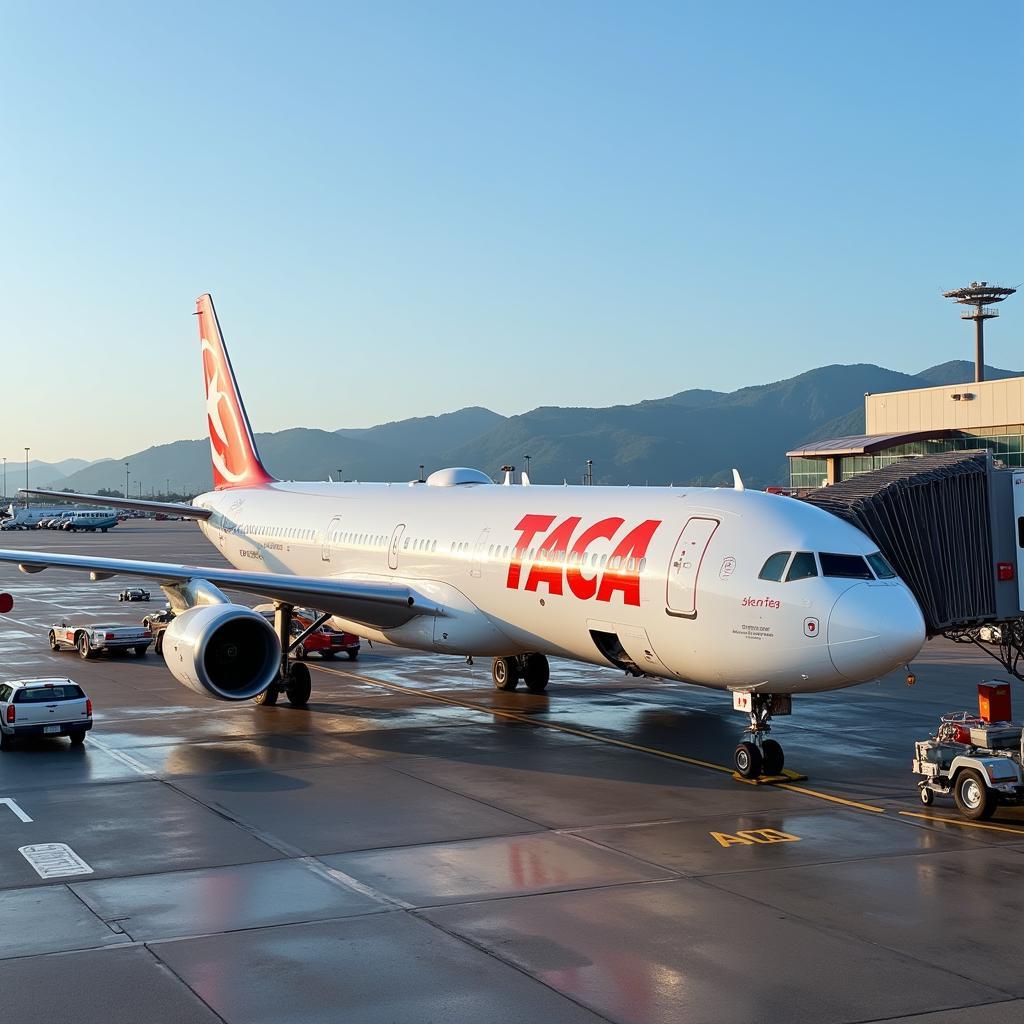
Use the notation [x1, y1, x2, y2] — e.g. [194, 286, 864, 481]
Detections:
[254, 685, 279, 706]
[761, 738, 785, 776]
[919, 786, 934, 807]
[492, 657, 518, 692]
[734, 741, 762, 779]
[522, 653, 549, 693]
[954, 768, 997, 821]
[285, 663, 311, 707]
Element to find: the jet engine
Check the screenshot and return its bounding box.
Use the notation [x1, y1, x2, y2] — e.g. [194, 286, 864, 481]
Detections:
[162, 604, 279, 700]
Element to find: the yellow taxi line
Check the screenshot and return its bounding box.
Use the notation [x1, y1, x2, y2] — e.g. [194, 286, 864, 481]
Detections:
[775, 784, 886, 813]
[899, 811, 1024, 836]
[315, 664, 889, 813]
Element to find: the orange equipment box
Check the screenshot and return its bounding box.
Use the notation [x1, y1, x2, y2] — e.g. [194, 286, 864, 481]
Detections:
[978, 682, 1012, 723]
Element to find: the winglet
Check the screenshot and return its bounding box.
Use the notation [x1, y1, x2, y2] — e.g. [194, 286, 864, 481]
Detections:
[196, 294, 275, 489]
[732, 468, 745, 491]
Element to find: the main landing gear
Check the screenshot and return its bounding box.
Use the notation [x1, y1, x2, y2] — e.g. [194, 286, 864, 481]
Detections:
[492, 654, 549, 694]
[254, 602, 329, 708]
[733, 692, 789, 779]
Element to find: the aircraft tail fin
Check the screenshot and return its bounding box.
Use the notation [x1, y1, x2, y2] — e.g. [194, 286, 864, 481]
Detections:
[196, 294, 275, 489]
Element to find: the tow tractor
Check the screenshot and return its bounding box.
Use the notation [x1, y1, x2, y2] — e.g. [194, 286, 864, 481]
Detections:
[913, 681, 1024, 820]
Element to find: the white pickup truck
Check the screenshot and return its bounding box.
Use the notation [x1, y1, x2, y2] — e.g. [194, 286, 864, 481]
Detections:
[48, 622, 153, 659]
[0, 678, 93, 749]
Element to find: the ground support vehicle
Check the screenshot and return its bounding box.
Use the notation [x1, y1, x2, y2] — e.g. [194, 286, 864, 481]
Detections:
[913, 716, 1024, 820]
[292, 608, 360, 660]
[118, 588, 150, 602]
[0, 678, 93, 749]
[49, 622, 153, 659]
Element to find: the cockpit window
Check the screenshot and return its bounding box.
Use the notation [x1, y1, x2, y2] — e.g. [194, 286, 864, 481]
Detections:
[866, 552, 896, 579]
[758, 552, 791, 581]
[820, 552, 874, 579]
[786, 551, 818, 581]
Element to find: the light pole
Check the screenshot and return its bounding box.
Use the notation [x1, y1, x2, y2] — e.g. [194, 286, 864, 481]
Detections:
[166, 478, 170, 498]
[2, 457, 6, 502]
[523, 454, 531, 478]
[125, 462, 130, 499]
[24, 448, 29, 505]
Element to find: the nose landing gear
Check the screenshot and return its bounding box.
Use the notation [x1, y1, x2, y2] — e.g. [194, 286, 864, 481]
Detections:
[732, 692, 790, 779]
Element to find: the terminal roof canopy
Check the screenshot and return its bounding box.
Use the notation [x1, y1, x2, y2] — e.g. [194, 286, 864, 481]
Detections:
[786, 429, 957, 459]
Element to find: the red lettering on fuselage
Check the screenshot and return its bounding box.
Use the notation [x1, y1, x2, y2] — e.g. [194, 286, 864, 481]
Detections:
[524, 517, 581, 595]
[566, 517, 624, 599]
[507, 514, 556, 589]
[596, 519, 662, 606]
[507, 515, 662, 606]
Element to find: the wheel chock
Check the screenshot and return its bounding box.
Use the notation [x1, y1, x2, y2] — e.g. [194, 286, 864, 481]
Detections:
[732, 768, 808, 785]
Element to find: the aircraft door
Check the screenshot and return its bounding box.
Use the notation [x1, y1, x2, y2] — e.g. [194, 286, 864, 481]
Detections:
[388, 524, 405, 570]
[666, 517, 719, 618]
[470, 528, 490, 578]
[322, 516, 343, 562]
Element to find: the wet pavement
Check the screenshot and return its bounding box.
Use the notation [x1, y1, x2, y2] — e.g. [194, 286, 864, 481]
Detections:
[1, 522, 1023, 1023]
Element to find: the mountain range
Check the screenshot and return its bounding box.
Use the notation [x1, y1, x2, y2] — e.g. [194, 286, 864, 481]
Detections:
[40, 359, 1021, 495]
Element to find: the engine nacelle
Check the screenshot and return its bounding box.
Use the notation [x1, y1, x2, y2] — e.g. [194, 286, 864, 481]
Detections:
[162, 604, 279, 700]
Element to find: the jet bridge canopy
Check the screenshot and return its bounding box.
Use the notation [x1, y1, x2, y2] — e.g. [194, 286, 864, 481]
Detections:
[802, 452, 1013, 635]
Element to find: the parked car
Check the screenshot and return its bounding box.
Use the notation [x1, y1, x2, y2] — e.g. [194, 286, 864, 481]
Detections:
[142, 608, 176, 654]
[49, 622, 153, 659]
[292, 608, 361, 660]
[253, 604, 360, 660]
[118, 588, 150, 602]
[0, 678, 93, 749]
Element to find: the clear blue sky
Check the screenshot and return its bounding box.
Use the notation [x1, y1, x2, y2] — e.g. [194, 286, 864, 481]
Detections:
[2, 1, 1020, 461]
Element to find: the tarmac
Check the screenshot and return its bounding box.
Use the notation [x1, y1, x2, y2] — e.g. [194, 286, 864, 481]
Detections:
[1, 521, 1023, 1024]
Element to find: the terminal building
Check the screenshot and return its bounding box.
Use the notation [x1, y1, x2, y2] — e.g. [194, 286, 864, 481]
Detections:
[788, 374, 1024, 489]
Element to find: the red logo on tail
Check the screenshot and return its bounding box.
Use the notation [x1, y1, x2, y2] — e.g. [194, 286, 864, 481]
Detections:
[197, 295, 273, 489]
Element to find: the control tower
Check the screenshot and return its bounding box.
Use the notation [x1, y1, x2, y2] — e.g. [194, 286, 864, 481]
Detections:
[942, 281, 1016, 382]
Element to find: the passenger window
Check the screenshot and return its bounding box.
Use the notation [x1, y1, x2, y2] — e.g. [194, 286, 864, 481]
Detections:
[866, 552, 896, 579]
[786, 552, 818, 581]
[759, 552, 791, 581]
[820, 553, 874, 579]
[639, 557, 647, 572]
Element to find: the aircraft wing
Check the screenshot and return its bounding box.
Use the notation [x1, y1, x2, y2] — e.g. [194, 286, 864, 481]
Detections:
[20, 488, 212, 521]
[0, 549, 424, 630]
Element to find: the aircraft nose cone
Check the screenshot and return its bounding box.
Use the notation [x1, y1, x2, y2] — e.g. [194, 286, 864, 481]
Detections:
[828, 583, 925, 682]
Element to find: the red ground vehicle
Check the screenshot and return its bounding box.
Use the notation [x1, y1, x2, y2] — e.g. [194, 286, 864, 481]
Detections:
[293, 610, 360, 660]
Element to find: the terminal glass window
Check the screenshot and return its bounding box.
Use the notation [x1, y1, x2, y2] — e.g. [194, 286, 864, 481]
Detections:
[820, 553, 873, 579]
[758, 552, 791, 581]
[786, 551, 818, 581]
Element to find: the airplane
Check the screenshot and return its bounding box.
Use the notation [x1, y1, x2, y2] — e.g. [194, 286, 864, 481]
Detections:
[58, 509, 119, 532]
[0, 294, 926, 778]
[1, 504, 89, 530]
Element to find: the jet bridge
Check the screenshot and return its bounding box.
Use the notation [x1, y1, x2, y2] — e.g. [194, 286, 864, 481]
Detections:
[802, 451, 1024, 681]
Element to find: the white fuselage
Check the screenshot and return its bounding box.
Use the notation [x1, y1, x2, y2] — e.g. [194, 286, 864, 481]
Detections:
[191, 480, 925, 695]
